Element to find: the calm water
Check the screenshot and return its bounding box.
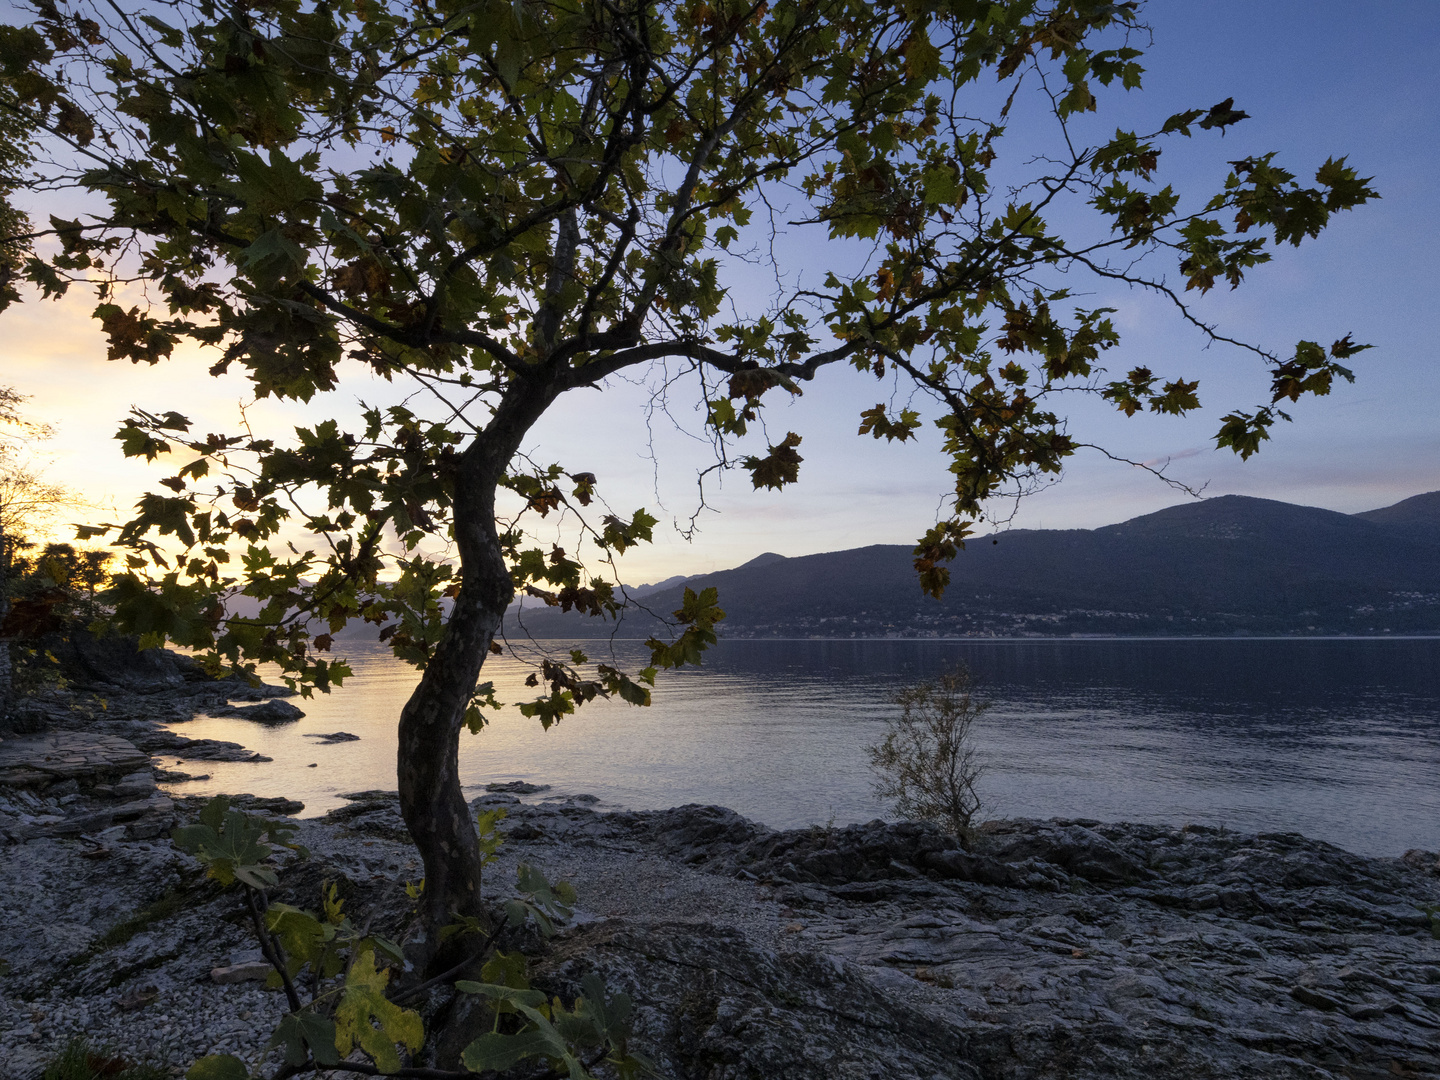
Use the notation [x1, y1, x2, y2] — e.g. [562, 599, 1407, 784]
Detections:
[159, 638, 1440, 857]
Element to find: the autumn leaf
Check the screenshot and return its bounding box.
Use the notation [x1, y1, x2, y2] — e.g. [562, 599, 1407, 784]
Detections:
[742, 433, 803, 490]
[332, 257, 391, 298]
[334, 948, 423, 1072]
[858, 405, 920, 442]
[1197, 97, 1249, 132]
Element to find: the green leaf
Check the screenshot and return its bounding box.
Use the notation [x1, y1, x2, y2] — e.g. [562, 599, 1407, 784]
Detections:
[0, 25, 53, 75]
[373, 935, 407, 965]
[858, 405, 921, 442]
[742, 432, 803, 491]
[242, 229, 308, 284]
[232, 149, 324, 217]
[577, 972, 634, 1043]
[138, 14, 184, 47]
[114, 420, 170, 461]
[502, 862, 575, 937]
[480, 949, 529, 992]
[921, 165, 957, 207]
[461, 1030, 563, 1073]
[454, 980, 547, 1008]
[646, 587, 725, 669]
[171, 796, 301, 889]
[270, 1012, 341, 1068]
[903, 31, 940, 81]
[266, 904, 330, 969]
[476, 806, 507, 864]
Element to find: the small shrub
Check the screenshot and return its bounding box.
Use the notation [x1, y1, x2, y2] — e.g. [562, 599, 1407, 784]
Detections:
[42, 1038, 166, 1080]
[868, 666, 987, 846]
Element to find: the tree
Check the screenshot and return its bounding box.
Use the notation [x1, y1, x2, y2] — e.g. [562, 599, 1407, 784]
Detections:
[0, 0, 1375, 962]
[0, 429, 68, 558]
[0, 77, 33, 309]
[0, 385, 67, 717]
[869, 666, 986, 845]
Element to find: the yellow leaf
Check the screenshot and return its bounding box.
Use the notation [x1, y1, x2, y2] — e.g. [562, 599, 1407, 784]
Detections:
[334, 949, 424, 1072]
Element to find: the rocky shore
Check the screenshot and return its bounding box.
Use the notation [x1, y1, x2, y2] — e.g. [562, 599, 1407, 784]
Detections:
[1, 640, 1438, 1079]
[2, 789, 1438, 1079]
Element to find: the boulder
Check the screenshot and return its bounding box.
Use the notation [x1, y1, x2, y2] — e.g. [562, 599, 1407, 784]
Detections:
[210, 962, 271, 984]
[222, 700, 305, 725]
[36, 630, 198, 693]
[218, 793, 304, 816]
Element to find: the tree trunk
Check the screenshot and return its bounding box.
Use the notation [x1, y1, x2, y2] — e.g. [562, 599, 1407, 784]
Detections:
[395, 585, 502, 970]
[395, 387, 551, 973]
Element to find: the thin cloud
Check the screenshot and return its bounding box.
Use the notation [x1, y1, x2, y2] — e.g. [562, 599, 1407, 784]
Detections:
[1140, 447, 1205, 469]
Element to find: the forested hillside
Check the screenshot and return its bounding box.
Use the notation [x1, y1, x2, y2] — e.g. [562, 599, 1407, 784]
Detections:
[507, 493, 1440, 640]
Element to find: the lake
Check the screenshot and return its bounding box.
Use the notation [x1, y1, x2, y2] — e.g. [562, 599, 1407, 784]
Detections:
[158, 637, 1440, 857]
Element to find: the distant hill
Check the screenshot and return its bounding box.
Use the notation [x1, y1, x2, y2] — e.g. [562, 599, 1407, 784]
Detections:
[507, 492, 1440, 639]
[1352, 490, 1440, 537]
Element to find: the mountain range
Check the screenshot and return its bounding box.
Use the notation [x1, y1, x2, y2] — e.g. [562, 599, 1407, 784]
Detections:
[507, 491, 1440, 639]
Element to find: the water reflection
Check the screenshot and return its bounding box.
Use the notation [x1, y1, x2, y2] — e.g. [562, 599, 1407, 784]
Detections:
[159, 638, 1440, 856]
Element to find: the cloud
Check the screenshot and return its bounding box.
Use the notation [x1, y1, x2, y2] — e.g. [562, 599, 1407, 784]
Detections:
[1139, 447, 1205, 469]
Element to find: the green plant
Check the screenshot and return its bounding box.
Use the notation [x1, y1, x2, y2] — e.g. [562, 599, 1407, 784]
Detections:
[1421, 904, 1440, 941]
[175, 796, 648, 1080]
[42, 1038, 167, 1080]
[868, 666, 987, 845]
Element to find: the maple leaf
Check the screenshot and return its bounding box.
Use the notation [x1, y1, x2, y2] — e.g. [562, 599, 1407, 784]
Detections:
[332, 257, 391, 298]
[1197, 97, 1249, 132]
[95, 304, 174, 364]
[743, 432, 803, 490]
[727, 366, 778, 400]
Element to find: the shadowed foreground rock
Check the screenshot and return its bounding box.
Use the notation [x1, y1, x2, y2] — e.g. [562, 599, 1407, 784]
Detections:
[482, 801, 1440, 1080]
[1, 792, 1437, 1079]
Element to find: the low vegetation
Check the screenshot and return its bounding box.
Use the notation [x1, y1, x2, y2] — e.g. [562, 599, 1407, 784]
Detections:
[42, 1038, 167, 1080]
[170, 797, 648, 1080]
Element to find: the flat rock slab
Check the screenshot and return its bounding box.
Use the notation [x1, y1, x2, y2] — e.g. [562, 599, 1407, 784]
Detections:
[211, 700, 305, 725]
[4, 793, 177, 843]
[132, 729, 271, 763]
[0, 732, 150, 789]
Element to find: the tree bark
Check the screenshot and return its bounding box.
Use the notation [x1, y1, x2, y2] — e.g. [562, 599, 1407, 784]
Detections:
[395, 585, 501, 969]
[395, 383, 552, 972]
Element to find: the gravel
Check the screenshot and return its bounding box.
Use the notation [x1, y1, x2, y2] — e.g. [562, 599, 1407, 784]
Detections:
[0, 790, 793, 1079]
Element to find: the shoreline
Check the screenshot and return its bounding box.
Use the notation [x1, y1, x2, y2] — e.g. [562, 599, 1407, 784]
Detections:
[6, 634, 1436, 853]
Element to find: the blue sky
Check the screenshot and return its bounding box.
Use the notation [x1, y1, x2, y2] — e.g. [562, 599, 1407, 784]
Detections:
[522, 0, 1440, 577]
[6, 0, 1437, 583]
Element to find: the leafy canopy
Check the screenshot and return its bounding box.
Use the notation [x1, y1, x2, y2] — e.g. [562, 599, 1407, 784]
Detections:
[0, 0, 1375, 705]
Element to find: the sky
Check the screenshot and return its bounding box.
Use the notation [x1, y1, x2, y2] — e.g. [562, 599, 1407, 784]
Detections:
[3, 0, 1438, 585]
